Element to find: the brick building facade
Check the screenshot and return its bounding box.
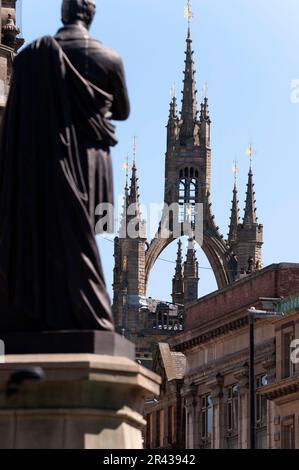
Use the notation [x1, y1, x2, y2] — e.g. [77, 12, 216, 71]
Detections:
[145, 263, 299, 449]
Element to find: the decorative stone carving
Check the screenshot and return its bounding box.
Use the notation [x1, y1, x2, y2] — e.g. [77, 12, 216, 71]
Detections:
[2, 14, 20, 50]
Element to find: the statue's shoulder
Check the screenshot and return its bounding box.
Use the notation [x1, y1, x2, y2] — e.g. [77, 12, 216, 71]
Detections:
[14, 36, 60, 67]
[55, 25, 123, 70]
[91, 38, 123, 74]
[89, 36, 123, 68]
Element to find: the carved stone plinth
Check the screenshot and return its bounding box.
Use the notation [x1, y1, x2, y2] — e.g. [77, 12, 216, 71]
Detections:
[0, 352, 160, 449]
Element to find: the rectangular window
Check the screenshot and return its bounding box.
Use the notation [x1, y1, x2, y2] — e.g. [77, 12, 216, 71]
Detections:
[282, 417, 295, 449]
[256, 375, 268, 427]
[283, 331, 295, 378]
[201, 394, 212, 444]
[227, 384, 238, 433]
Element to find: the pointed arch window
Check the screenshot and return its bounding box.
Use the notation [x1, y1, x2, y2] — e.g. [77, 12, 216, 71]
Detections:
[178, 170, 198, 224]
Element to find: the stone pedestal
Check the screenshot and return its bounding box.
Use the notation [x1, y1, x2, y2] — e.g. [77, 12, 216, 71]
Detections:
[0, 347, 160, 449]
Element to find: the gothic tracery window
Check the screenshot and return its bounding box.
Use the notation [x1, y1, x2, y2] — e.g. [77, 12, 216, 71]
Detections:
[178, 168, 198, 224]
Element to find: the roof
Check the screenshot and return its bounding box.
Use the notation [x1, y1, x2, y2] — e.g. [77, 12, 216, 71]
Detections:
[158, 343, 186, 381]
[184, 263, 299, 331]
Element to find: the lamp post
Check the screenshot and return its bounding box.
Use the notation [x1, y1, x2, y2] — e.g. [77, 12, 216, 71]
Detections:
[247, 307, 284, 450]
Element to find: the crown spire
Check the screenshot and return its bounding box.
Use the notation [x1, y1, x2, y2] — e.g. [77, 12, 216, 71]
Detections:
[180, 2, 198, 144]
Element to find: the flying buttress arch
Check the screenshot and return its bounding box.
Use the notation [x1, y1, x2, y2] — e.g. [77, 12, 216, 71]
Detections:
[145, 226, 236, 293]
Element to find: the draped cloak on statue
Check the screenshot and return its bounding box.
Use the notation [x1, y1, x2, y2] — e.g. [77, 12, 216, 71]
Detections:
[0, 30, 130, 332]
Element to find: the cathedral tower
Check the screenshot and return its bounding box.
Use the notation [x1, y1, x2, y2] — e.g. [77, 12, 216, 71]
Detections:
[145, 10, 237, 290]
[113, 2, 264, 364]
[113, 151, 147, 337]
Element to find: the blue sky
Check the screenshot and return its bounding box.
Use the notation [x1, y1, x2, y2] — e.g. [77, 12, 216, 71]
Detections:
[20, 0, 299, 301]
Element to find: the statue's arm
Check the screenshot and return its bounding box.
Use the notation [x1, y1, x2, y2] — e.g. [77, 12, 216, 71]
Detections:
[110, 56, 130, 121]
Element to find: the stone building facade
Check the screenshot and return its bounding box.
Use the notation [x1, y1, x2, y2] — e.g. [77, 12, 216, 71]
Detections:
[145, 263, 299, 449]
[0, 1, 23, 123]
[113, 22, 264, 364]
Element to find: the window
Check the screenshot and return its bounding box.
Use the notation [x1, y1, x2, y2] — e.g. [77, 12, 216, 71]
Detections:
[283, 330, 295, 378]
[201, 394, 212, 441]
[227, 385, 238, 433]
[281, 416, 295, 449]
[256, 375, 268, 449]
[256, 375, 268, 427]
[178, 172, 198, 224]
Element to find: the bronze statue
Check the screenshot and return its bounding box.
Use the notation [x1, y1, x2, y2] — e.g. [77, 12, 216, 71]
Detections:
[0, 0, 130, 331]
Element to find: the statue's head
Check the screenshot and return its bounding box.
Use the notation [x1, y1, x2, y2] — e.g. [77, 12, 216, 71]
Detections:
[61, 0, 96, 29]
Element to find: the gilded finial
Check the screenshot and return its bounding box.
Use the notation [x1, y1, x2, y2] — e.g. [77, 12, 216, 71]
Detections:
[232, 160, 239, 185]
[184, 0, 194, 32]
[246, 143, 254, 168]
[122, 156, 129, 187]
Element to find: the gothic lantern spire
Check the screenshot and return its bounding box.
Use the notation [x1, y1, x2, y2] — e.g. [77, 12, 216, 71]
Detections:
[180, 2, 198, 144]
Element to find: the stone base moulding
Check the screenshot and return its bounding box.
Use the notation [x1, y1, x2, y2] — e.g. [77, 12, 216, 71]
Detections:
[0, 353, 161, 449]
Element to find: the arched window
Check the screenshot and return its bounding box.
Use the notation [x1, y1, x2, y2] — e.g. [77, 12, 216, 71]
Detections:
[178, 172, 198, 224]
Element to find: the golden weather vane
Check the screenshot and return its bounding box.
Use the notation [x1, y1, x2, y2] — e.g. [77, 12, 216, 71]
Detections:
[122, 155, 129, 186]
[232, 160, 239, 184]
[245, 143, 255, 167]
[184, 0, 194, 28]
